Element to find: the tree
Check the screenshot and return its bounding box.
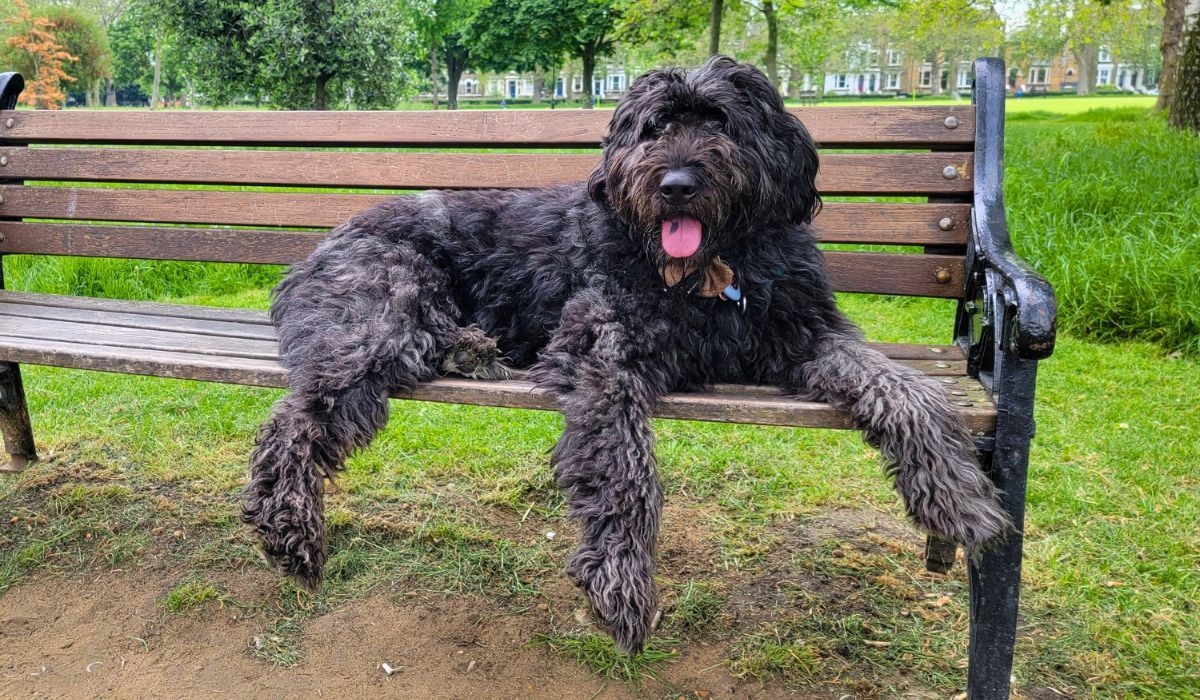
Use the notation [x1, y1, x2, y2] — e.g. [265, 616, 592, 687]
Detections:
[558, 0, 621, 107]
[109, 0, 186, 107]
[408, 0, 489, 110]
[38, 0, 129, 105]
[38, 6, 112, 106]
[465, 0, 619, 108]
[616, 0, 708, 64]
[893, 0, 1003, 96]
[157, 0, 413, 109]
[710, 0, 724, 54]
[1170, 0, 1200, 130]
[4, 0, 78, 109]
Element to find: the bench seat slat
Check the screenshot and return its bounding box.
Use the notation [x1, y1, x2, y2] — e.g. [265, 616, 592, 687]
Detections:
[0, 290, 966, 360]
[0, 148, 974, 196]
[0, 292, 994, 431]
[0, 187, 971, 247]
[0, 225, 964, 298]
[0, 106, 976, 148]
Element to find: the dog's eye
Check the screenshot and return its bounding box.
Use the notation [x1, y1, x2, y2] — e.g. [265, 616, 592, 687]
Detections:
[641, 120, 666, 140]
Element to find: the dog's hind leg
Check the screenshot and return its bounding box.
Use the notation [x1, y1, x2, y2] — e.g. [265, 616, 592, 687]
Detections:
[799, 334, 1013, 552]
[243, 233, 463, 590]
[531, 290, 672, 655]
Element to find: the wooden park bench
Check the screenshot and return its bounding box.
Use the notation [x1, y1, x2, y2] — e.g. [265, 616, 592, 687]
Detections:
[0, 58, 1054, 699]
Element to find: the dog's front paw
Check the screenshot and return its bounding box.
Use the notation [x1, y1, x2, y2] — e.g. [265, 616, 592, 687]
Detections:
[566, 543, 658, 654]
[897, 452, 1014, 552]
[241, 484, 327, 591]
[440, 325, 511, 379]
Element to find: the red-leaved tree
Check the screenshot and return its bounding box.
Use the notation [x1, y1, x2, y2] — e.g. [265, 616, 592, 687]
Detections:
[5, 0, 79, 110]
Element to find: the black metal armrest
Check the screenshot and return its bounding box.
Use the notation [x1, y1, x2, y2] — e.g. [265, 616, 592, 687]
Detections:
[969, 58, 1057, 361]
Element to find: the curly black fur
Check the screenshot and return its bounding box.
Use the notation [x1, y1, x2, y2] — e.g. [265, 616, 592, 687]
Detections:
[243, 55, 1011, 654]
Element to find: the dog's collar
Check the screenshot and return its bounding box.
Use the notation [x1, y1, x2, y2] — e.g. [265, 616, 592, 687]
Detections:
[659, 256, 747, 312]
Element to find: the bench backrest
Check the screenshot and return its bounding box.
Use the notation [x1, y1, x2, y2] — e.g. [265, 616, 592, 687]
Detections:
[0, 89, 977, 302]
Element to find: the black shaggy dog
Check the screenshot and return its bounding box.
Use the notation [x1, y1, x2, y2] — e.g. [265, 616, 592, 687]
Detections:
[243, 56, 1010, 654]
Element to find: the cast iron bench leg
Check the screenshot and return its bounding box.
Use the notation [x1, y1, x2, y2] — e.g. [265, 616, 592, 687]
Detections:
[0, 362, 37, 471]
[967, 354, 1038, 699]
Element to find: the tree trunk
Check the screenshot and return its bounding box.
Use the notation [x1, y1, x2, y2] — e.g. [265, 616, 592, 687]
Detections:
[533, 75, 544, 104]
[314, 72, 329, 110]
[1158, 0, 1187, 110]
[581, 51, 596, 109]
[445, 42, 467, 111]
[763, 1, 779, 88]
[945, 53, 958, 98]
[105, 78, 116, 107]
[930, 54, 942, 95]
[430, 48, 440, 110]
[1074, 43, 1095, 95]
[1170, 0, 1200, 131]
[151, 33, 162, 110]
[709, 0, 723, 55]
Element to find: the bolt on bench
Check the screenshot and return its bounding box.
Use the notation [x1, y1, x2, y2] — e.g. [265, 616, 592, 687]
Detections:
[0, 58, 1054, 699]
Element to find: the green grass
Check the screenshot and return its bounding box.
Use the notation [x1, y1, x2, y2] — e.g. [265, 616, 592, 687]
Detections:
[1006, 108, 1200, 356]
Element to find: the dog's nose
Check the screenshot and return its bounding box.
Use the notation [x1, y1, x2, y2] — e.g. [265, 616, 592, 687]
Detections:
[659, 170, 697, 206]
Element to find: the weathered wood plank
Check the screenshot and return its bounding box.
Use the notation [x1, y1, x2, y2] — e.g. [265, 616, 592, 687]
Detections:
[0, 299, 277, 340]
[0, 289, 968, 359]
[0, 106, 975, 148]
[0, 187, 971, 247]
[0, 223, 318, 265]
[0, 224, 964, 297]
[0, 148, 974, 195]
[0, 334, 996, 431]
[0, 315, 278, 359]
[0, 290, 273, 325]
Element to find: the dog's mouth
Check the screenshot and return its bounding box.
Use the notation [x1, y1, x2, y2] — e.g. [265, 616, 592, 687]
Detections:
[661, 216, 703, 258]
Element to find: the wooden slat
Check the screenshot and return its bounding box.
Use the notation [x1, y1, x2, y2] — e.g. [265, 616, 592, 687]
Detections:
[0, 224, 964, 297]
[0, 289, 272, 324]
[0, 315, 278, 359]
[0, 298, 276, 340]
[0, 187, 971, 246]
[0, 148, 974, 195]
[0, 222, 318, 264]
[0, 107, 975, 148]
[825, 252, 964, 298]
[0, 336, 994, 431]
[0, 289, 968, 358]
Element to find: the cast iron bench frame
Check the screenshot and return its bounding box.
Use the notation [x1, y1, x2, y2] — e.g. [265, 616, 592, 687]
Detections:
[0, 58, 1054, 699]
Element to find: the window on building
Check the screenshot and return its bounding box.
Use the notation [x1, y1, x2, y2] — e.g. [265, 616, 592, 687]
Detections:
[608, 74, 624, 92]
[919, 69, 932, 87]
[887, 49, 901, 66]
[572, 76, 583, 93]
[1098, 47, 1112, 63]
[885, 72, 899, 90]
[1029, 66, 1048, 84]
[835, 74, 848, 89]
[1098, 67, 1111, 85]
[957, 70, 971, 88]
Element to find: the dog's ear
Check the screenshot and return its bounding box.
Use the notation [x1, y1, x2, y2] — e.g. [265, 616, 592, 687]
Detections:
[725, 61, 822, 225]
[587, 162, 608, 204]
[775, 112, 822, 224]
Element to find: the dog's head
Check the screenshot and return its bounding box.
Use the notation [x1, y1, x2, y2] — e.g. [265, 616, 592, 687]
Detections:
[589, 55, 820, 267]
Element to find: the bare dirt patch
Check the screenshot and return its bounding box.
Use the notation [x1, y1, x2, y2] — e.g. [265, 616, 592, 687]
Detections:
[0, 569, 840, 699]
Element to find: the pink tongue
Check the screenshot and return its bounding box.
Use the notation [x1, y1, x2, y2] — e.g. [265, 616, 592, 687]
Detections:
[661, 216, 703, 258]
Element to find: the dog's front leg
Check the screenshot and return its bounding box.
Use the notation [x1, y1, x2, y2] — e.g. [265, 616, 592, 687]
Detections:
[797, 332, 1013, 551]
[531, 290, 672, 655]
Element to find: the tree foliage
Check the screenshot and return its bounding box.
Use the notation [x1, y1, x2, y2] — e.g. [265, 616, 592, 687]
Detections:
[157, 0, 413, 109]
[4, 0, 78, 109]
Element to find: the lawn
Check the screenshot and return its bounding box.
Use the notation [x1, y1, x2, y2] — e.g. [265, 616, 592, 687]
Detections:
[0, 106, 1197, 698]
